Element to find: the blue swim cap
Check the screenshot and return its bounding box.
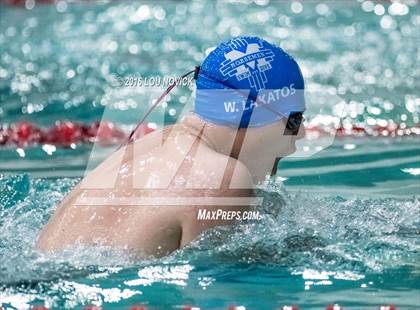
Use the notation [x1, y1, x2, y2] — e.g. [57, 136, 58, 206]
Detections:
[194, 36, 305, 128]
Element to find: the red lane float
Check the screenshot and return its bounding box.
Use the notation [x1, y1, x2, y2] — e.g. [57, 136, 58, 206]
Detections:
[129, 306, 147, 310]
[83, 305, 102, 310]
[0, 0, 55, 6]
[32, 305, 147, 310]
[31, 306, 49, 310]
[26, 305, 399, 310]
[183, 306, 201, 310]
[379, 306, 396, 310]
[0, 121, 418, 148]
[280, 306, 299, 310]
[306, 124, 420, 138]
[0, 121, 135, 147]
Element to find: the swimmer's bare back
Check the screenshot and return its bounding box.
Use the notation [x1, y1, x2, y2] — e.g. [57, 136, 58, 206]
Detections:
[36, 122, 254, 258]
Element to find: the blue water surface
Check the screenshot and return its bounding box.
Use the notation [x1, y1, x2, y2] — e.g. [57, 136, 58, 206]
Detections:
[0, 0, 419, 309]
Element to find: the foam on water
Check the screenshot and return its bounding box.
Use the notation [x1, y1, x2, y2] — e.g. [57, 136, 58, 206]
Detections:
[0, 173, 418, 308]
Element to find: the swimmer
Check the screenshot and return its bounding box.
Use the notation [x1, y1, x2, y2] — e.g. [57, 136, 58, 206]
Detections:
[36, 36, 306, 258]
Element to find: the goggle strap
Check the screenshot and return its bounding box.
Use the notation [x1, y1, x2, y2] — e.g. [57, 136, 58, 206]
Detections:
[121, 67, 199, 147]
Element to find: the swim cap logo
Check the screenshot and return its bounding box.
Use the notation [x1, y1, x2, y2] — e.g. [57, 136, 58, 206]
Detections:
[220, 38, 275, 91]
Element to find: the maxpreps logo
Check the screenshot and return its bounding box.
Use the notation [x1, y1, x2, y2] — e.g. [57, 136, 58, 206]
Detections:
[220, 37, 275, 91]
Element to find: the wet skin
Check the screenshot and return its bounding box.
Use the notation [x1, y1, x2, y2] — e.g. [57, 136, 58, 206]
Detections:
[36, 114, 304, 258]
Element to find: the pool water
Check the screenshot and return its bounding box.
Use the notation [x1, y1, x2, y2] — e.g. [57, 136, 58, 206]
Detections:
[0, 0, 419, 309]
